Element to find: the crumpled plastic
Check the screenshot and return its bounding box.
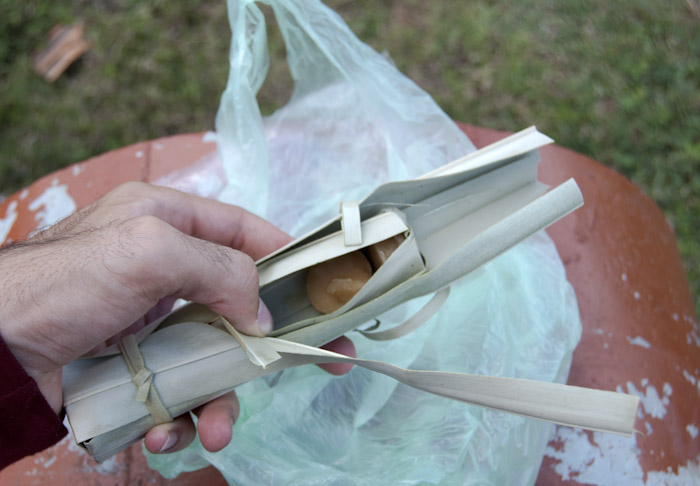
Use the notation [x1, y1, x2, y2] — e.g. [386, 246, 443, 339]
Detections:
[145, 0, 582, 484]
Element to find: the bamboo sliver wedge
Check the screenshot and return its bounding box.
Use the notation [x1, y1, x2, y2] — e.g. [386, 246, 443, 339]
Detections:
[63, 127, 641, 462]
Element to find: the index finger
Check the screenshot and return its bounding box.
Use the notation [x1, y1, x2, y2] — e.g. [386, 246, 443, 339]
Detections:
[105, 182, 292, 259]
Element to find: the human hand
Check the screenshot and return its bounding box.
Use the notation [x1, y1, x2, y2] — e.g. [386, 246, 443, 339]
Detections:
[0, 182, 355, 454]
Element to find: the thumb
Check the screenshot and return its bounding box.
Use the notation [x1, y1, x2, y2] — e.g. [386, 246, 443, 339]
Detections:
[121, 216, 269, 337]
[171, 236, 268, 337]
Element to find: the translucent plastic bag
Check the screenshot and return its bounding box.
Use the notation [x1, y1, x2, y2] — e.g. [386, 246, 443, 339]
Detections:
[146, 0, 582, 484]
[214, 0, 474, 233]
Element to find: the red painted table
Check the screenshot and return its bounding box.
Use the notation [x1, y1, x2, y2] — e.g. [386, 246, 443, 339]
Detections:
[1, 125, 698, 485]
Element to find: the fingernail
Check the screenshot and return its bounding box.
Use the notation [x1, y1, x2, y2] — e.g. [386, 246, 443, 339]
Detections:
[256, 298, 273, 335]
[158, 431, 178, 453]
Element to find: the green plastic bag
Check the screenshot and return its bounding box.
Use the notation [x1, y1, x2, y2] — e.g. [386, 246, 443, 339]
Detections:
[146, 1, 582, 484]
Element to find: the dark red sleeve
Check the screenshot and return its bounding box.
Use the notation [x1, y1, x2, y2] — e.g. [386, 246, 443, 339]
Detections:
[0, 336, 67, 469]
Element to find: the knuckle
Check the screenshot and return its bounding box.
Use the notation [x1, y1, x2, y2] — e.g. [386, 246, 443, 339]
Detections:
[115, 216, 175, 266]
[231, 251, 258, 286]
[104, 182, 159, 217]
[128, 214, 172, 237]
[98, 215, 179, 300]
[214, 247, 258, 292]
[109, 181, 151, 199]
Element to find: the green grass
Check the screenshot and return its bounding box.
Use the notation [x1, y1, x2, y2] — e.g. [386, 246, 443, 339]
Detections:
[1, 0, 698, 314]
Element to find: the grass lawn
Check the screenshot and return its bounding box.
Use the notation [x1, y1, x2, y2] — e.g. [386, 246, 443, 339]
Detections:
[1, 0, 698, 314]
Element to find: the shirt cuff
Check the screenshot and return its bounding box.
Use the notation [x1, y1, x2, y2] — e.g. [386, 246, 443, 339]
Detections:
[0, 336, 67, 469]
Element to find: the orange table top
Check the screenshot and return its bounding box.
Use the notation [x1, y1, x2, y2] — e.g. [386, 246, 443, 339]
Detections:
[1, 125, 697, 485]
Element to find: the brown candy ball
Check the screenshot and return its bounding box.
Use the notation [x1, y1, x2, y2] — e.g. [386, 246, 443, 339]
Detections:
[306, 251, 372, 314]
[364, 234, 406, 271]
